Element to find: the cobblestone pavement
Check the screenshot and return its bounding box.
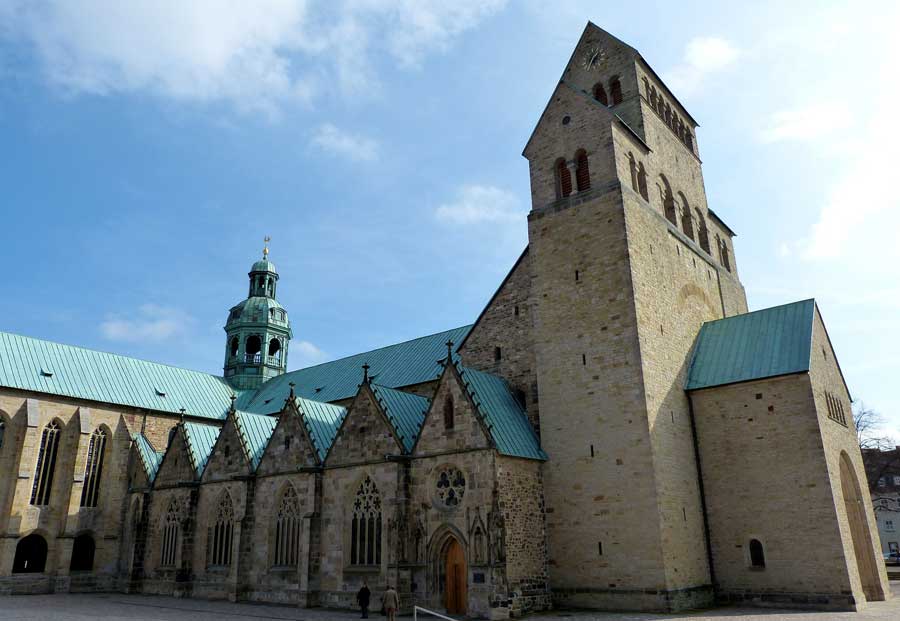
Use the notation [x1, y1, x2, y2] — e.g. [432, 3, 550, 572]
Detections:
[1, 586, 900, 621]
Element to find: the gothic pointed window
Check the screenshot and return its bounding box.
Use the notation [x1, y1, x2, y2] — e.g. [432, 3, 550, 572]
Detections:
[350, 476, 382, 566]
[30, 421, 61, 506]
[575, 149, 590, 192]
[208, 491, 234, 567]
[273, 485, 301, 567]
[627, 153, 638, 192]
[80, 427, 107, 508]
[609, 76, 623, 105]
[637, 163, 649, 201]
[555, 158, 572, 198]
[592, 82, 608, 106]
[444, 396, 454, 430]
[160, 500, 180, 568]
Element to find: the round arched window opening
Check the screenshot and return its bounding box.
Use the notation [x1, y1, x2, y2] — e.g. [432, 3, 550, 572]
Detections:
[435, 467, 466, 508]
[749, 538, 766, 568]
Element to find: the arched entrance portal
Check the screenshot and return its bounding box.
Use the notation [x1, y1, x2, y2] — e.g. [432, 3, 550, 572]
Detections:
[12, 534, 48, 573]
[442, 538, 467, 615]
[839, 451, 884, 601]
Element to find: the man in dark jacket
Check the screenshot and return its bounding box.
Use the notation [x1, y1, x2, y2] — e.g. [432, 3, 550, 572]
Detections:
[356, 581, 371, 618]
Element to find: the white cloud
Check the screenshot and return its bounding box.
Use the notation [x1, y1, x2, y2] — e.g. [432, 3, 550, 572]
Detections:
[664, 36, 739, 96]
[435, 184, 524, 225]
[311, 123, 378, 161]
[100, 304, 192, 343]
[293, 340, 328, 368]
[0, 0, 505, 115]
[759, 102, 852, 144]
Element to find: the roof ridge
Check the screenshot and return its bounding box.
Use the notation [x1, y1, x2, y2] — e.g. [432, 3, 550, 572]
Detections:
[702, 299, 815, 325]
[0, 329, 228, 380]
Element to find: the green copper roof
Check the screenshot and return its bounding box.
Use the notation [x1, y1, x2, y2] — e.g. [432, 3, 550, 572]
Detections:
[456, 364, 546, 461]
[133, 434, 164, 482]
[238, 325, 472, 410]
[294, 396, 347, 461]
[686, 299, 816, 391]
[371, 384, 429, 453]
[183, 422, 220, 477]
[233, 410, 278, 471]
[0, 331, 233, 420]
[251, 259, 277, 273]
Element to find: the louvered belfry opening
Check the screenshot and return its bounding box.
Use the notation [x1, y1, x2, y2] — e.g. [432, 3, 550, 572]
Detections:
[80, 428, 107, 507]
[555, 158, 572, 198]
[30, 421, 61, 506]
[575, 150, 590, 192]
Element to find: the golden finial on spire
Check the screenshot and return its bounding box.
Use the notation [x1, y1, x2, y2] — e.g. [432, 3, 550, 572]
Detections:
[263, 235, 271, 259]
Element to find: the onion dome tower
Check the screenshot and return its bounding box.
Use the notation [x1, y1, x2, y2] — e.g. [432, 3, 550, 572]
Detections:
[223, 238, 292, 390]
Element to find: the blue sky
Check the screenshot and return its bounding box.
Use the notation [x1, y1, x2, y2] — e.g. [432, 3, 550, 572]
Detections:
[1, 1, 898, 437]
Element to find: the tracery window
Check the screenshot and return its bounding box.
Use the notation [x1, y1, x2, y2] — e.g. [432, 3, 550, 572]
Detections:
[575, 149, 590, 192]
[208, 492, 235, 567]
[350, 476, 382, 566]
[80, 427, 107, 508]
[435, 467, 466, 508]
[30, 421, 61, 506]
[273, 485, 301, 567]
[160, 500, 180, 568]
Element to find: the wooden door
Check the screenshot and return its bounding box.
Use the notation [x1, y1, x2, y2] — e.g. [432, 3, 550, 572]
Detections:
[444, 539, 467, 615]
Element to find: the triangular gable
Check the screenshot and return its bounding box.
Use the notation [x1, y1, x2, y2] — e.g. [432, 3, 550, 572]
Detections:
[132, 433, 164, 483]
[201, 413, 251, 482]
[256, 403, 320, 475]
[414, 363, 493, 457]
[154, 426, 198, 486]
[295, 396, 347, 461]
[370, 384, 429, 453]
[686, 299, 815, 391]
[233, 410, 278, 472]
[456, 364, 546, 461]
[325, 385, 404, 466]
[182, 422, 220, 478]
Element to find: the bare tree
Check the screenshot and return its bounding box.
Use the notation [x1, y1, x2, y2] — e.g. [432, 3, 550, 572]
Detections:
[854, 402, 894, 451]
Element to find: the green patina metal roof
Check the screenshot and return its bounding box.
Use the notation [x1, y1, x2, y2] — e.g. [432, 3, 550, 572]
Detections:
[251, 259, 277, 273]
[686, 299, 816, 391]
[132, 433, 164, 482]
[294, 396, 347, 461]
[237, 325, 471, 411]
[456, 364, 546, 461]
[233, 410, 278, 471]
[0, 331, 234, 420]
[183, 422, 220, 477]
[371, 384, 430, 453]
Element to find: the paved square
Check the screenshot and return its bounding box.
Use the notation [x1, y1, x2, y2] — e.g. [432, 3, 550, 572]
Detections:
[2, 585, 900, 621]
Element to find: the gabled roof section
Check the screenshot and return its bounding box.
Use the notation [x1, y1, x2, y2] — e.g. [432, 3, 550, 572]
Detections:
[0, 331, 233, 420]
[132, 433, 164, 482]
[238, 325, 471, 411]
[686, 299, 816, 391]
[182, 422, 220, 477]
[233, 410, 278, 471]
[456, 365, 546, 461]
[370, 384, 430, 453]
[294, 396, 347, 461]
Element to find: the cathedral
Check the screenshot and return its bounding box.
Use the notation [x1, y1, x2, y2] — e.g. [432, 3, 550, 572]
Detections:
[0, 23, 889, 617]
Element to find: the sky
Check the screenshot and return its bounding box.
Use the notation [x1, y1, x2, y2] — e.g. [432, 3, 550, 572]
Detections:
[1, 1, 898, 439]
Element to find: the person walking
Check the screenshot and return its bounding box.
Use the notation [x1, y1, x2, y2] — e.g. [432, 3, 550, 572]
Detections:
[382, 584, 399, 621]
[356, 581, 371, 618]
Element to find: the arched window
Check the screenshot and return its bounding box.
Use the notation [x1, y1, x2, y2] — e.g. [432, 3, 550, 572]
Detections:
[685, 132, 694, 151]
[30, 421, 61, 506]
[592, 82, 608, 106]
[695, 209, 711, 253]
[245, 335, 262, 363]
[444, 397, 454, 430]
[679, 193, 694, 240]
[555, 158, 572, 198]
[160, 500, 180, 568]
[229, 336, 239, 358]
[70, 533, 96, 571]
[664, 103, 672, 127]
[609, 76, 623, 105]
[575, 149, 590, 192]
[208, 491, 234, 567]
[637, 163, 649, 201]
[659, 177, 677, 226]
[12, 534, 47, 573]
[650, 86, 658, 112]
[749, 539, 765, 568]
[720, 239, 732, 272]
[627, 153, 638, 192]
[273, 485, 301, 567]
[80, 428, 107, 508]
[268, 338, 282, 364]
[350, 476, 382, 566]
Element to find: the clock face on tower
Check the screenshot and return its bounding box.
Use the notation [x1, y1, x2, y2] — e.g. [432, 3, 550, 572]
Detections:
[580, 44, 608, 72]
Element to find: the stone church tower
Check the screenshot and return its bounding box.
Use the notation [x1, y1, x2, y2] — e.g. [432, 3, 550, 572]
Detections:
[223, 246, 292, 391]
